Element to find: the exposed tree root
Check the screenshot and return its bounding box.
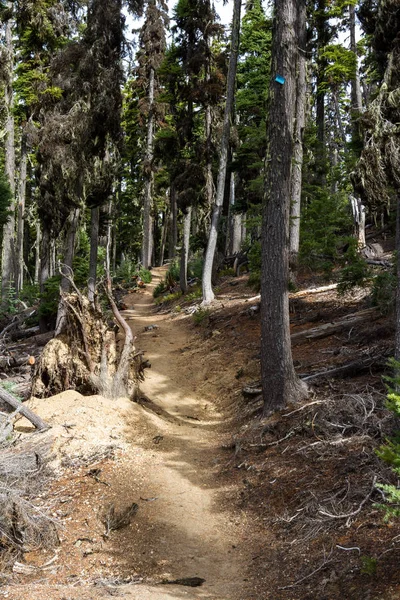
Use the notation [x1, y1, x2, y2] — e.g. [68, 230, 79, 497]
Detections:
[32, 288, 144, 400]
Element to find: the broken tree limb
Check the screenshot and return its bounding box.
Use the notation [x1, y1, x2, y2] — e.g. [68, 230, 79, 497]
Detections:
[291, 308, 378, 345]
[0, 387, 49, 431]
[104, 276, 135, 398]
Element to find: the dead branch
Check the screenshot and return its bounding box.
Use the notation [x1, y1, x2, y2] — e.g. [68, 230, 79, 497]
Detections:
[0, 387, 49, 431]
[318, 476, 377, 526]
[279, 548, 335, 589]
[104, 275, 135, 398]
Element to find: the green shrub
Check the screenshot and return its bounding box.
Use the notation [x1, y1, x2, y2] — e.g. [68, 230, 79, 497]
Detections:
[337, 238, 371, 294]
[139, 268, 152, 283]
[154, 291, 182, 305]
[371, 270, 396, 315]
[153, 282, 167, 298]
[186, 286, 202, 302]
[375, 361, 400, 521]
[192, 307, 210, 325]
[166, 260, 180, 282]
[188, 256, 203, 279]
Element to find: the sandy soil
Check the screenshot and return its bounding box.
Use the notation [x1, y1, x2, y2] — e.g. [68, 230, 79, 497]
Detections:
[2, 268, 254, 600]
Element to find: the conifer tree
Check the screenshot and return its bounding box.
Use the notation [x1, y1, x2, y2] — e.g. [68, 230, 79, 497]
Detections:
[260, 0, 308, 413]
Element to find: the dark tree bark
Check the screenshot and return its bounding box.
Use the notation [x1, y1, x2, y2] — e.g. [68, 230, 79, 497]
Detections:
[260, 0, 308, 415]
[201, 0, 242, 304]
[142, 66, 155, 269]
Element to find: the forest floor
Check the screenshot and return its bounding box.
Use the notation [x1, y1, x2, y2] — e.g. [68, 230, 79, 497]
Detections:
[2, 263, 400, 599]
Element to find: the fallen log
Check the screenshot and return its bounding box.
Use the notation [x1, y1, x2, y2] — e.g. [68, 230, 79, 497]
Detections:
[245, 284, 339, 306]
[290, 283, 338, 298]
[301, 353, 388, 382]
[0, 387, 49, 430]
[0, 355, 30, 369]
[291, 308, 378, 345]
[10, 326, 40, 341]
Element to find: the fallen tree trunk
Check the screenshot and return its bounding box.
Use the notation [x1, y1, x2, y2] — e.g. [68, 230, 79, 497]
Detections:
[301, 353, 388, 382]
[291, 308, 378, 345]
[0, 387, 49, 430]
[10, 326, 40, 341]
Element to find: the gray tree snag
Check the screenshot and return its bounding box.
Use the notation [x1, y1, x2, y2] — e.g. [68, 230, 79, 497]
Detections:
[2, 5, 16, 302]
[179, 206, 192, 294]
[289, 0, 307, 269]
[201, 0, 242, 305]
[260, 0, 308, 415]
[88, 206, 100, 304]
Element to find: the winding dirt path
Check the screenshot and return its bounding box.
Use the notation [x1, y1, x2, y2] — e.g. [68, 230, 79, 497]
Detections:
[117, 267, 251, 599]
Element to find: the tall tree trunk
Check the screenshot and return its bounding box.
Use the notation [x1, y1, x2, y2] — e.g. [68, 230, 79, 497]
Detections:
[88, 206, 100, 304]
[38, 224, 51, 333]
[350, 3, 363, 141]
[16, 132, 28, 294]
[260, 0, 308, 415]
[289, 0, 307, 269]
[349, 2, 365, 248]
[395, 194, 400, 370]
[202, 0, 242, 304]
[34, 220, 41, 285]
[179, 207, 192, 294]
[55, 208, 80, 336]
[2, 8, 16, 302]
[159, 205, 169, 267]
[225, 172, 235, 255]
[142, 67, 155, 269]
[168, 184, 177, 259]
[315, 0, 328, 185]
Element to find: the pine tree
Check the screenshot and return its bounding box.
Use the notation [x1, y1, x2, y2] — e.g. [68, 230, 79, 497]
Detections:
[260, 0, 308, 414]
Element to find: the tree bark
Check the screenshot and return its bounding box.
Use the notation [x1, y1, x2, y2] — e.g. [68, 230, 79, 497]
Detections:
[260, 0, 308, 415]
[16, 132, 28, 294]
[142, 67, 155, 269]
[88, 206, 100, 304]
[179, 206, 192, 294]
[202, 0, 242, 304]
[289, 0, 307, 268]
[2, 6, 16, 302]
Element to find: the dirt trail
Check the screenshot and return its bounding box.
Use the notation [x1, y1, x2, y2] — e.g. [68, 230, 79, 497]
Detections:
[117, 266, 250, 599]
